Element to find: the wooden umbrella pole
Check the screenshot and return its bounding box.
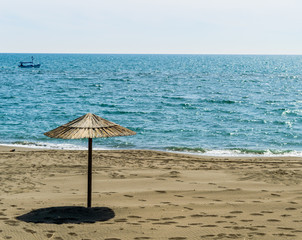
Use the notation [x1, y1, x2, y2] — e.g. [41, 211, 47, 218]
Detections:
[87, 138, 93, 208]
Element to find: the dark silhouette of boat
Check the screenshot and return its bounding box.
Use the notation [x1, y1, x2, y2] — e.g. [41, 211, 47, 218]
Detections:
[19, 56, 41, 68]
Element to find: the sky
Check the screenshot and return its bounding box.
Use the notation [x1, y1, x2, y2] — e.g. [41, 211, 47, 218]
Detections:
[1, 0, 302, 54]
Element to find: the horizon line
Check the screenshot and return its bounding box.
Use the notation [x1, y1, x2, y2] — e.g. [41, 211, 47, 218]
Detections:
[1, 52, 302, 56]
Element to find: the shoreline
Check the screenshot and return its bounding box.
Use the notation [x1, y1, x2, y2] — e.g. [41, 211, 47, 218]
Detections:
[2, 143, 302, 159]
[1, 144, 302, 166]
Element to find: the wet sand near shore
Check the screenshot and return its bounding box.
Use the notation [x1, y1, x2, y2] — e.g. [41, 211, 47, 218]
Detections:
[0, 146, 302, 239]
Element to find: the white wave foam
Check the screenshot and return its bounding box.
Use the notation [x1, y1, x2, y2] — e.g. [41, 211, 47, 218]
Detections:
[2, 141, 302, 158]
[197, 149, 302, 157]
[0, 141, 108, 151]
[167, 148, 302, 157]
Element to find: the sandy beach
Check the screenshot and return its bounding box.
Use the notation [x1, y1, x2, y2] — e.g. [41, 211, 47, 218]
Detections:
[0, 146, 301, 240]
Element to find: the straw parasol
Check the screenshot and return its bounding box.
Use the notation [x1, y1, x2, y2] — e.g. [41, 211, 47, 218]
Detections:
[44, 113, 136, 208]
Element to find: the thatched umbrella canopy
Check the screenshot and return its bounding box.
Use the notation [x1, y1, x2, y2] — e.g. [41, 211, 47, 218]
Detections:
[44, 113, 136, 207]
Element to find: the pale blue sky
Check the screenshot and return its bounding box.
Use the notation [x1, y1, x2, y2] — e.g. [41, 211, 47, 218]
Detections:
[1, 0, 302, 54]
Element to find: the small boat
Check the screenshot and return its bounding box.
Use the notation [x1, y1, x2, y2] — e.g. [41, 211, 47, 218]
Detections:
[19, 56, 41, 68]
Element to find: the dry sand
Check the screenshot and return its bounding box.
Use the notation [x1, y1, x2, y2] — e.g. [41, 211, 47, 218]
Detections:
[0, 145, 301, 240]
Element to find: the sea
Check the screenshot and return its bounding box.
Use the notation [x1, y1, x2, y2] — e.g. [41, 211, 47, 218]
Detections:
[1, 53, 302, 156]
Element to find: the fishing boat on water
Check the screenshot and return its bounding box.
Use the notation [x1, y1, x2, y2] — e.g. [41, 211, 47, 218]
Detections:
[19, 56, 41, 68]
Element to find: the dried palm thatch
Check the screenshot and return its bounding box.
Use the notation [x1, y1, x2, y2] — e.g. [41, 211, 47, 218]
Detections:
[44, 113, 136, 139]
[44, 113, 136, 208]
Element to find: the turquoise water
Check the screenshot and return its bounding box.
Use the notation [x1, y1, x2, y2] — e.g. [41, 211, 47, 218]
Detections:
[1, 54, 302, 156]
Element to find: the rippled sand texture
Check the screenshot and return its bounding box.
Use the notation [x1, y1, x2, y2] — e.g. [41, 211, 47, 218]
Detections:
[0, 146, 302, 239]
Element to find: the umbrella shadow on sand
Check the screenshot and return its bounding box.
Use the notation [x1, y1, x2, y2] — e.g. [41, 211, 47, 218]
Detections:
[16, 206, 115, 224]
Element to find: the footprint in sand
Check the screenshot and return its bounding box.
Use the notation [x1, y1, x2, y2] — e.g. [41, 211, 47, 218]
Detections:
[152, 221, 178, 225]
[230, 211, 243, 214]
[277, 227, 295, 231]
[255, 225, 266, 229]
[176, 225, 189, 228]
[146, 218, 160, 222]
[215, 221, 227, 224]
[273, 233, 297, 237]
[201, 224, 217, 228]
[240, 219, 253, 222]
[261, 211, 273, 214]
[188, 223, 203, 226]
[46, 233, 53, 238]
[68, 232, 78, 236]
[23, 227, 36, 234]
[174, 195, 184, 198]
[285, 207, 297, 211]
[4, 220, 19, 226]
[222, 215, 236, 219]
[200, 235, 215, 238]
[248, 232, 266, 237]
[193, 196, 205, 199]
[216, 233, 240, 239]
[267, 219, 281, 222]
[114, 218, 128, 223]
[124, 195, 134, 198]
[250, 213, 264, 216]
[127, 222, 141, 226]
